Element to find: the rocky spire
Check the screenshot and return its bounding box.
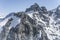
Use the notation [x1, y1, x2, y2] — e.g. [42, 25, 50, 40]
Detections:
[25, 3, 41, 12]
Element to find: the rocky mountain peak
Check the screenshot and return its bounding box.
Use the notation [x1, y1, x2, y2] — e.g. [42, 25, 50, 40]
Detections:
[30, 3, 39, 8]
[25, 3, 41, 12]
[57, 5, 60, 10]
[0, 3, 60, 40]
[41, 6, 47, 13]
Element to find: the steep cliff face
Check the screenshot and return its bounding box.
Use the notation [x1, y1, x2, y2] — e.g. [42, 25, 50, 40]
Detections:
[0, 3, 60, 40]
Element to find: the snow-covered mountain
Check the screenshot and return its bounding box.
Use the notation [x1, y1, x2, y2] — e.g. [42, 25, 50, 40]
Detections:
[0, 3, 60, 40]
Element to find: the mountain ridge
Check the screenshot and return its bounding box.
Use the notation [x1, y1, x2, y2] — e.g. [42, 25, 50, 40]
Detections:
[0, 3, 60, 40]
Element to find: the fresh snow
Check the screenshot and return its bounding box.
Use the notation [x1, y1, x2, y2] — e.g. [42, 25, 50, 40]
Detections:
[0, 18, 9, 33]
[27, 11, 39, 19]
[0, 14, 21, 33]
[0, 7, 60, 40]
[9, 16, 21, 29]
